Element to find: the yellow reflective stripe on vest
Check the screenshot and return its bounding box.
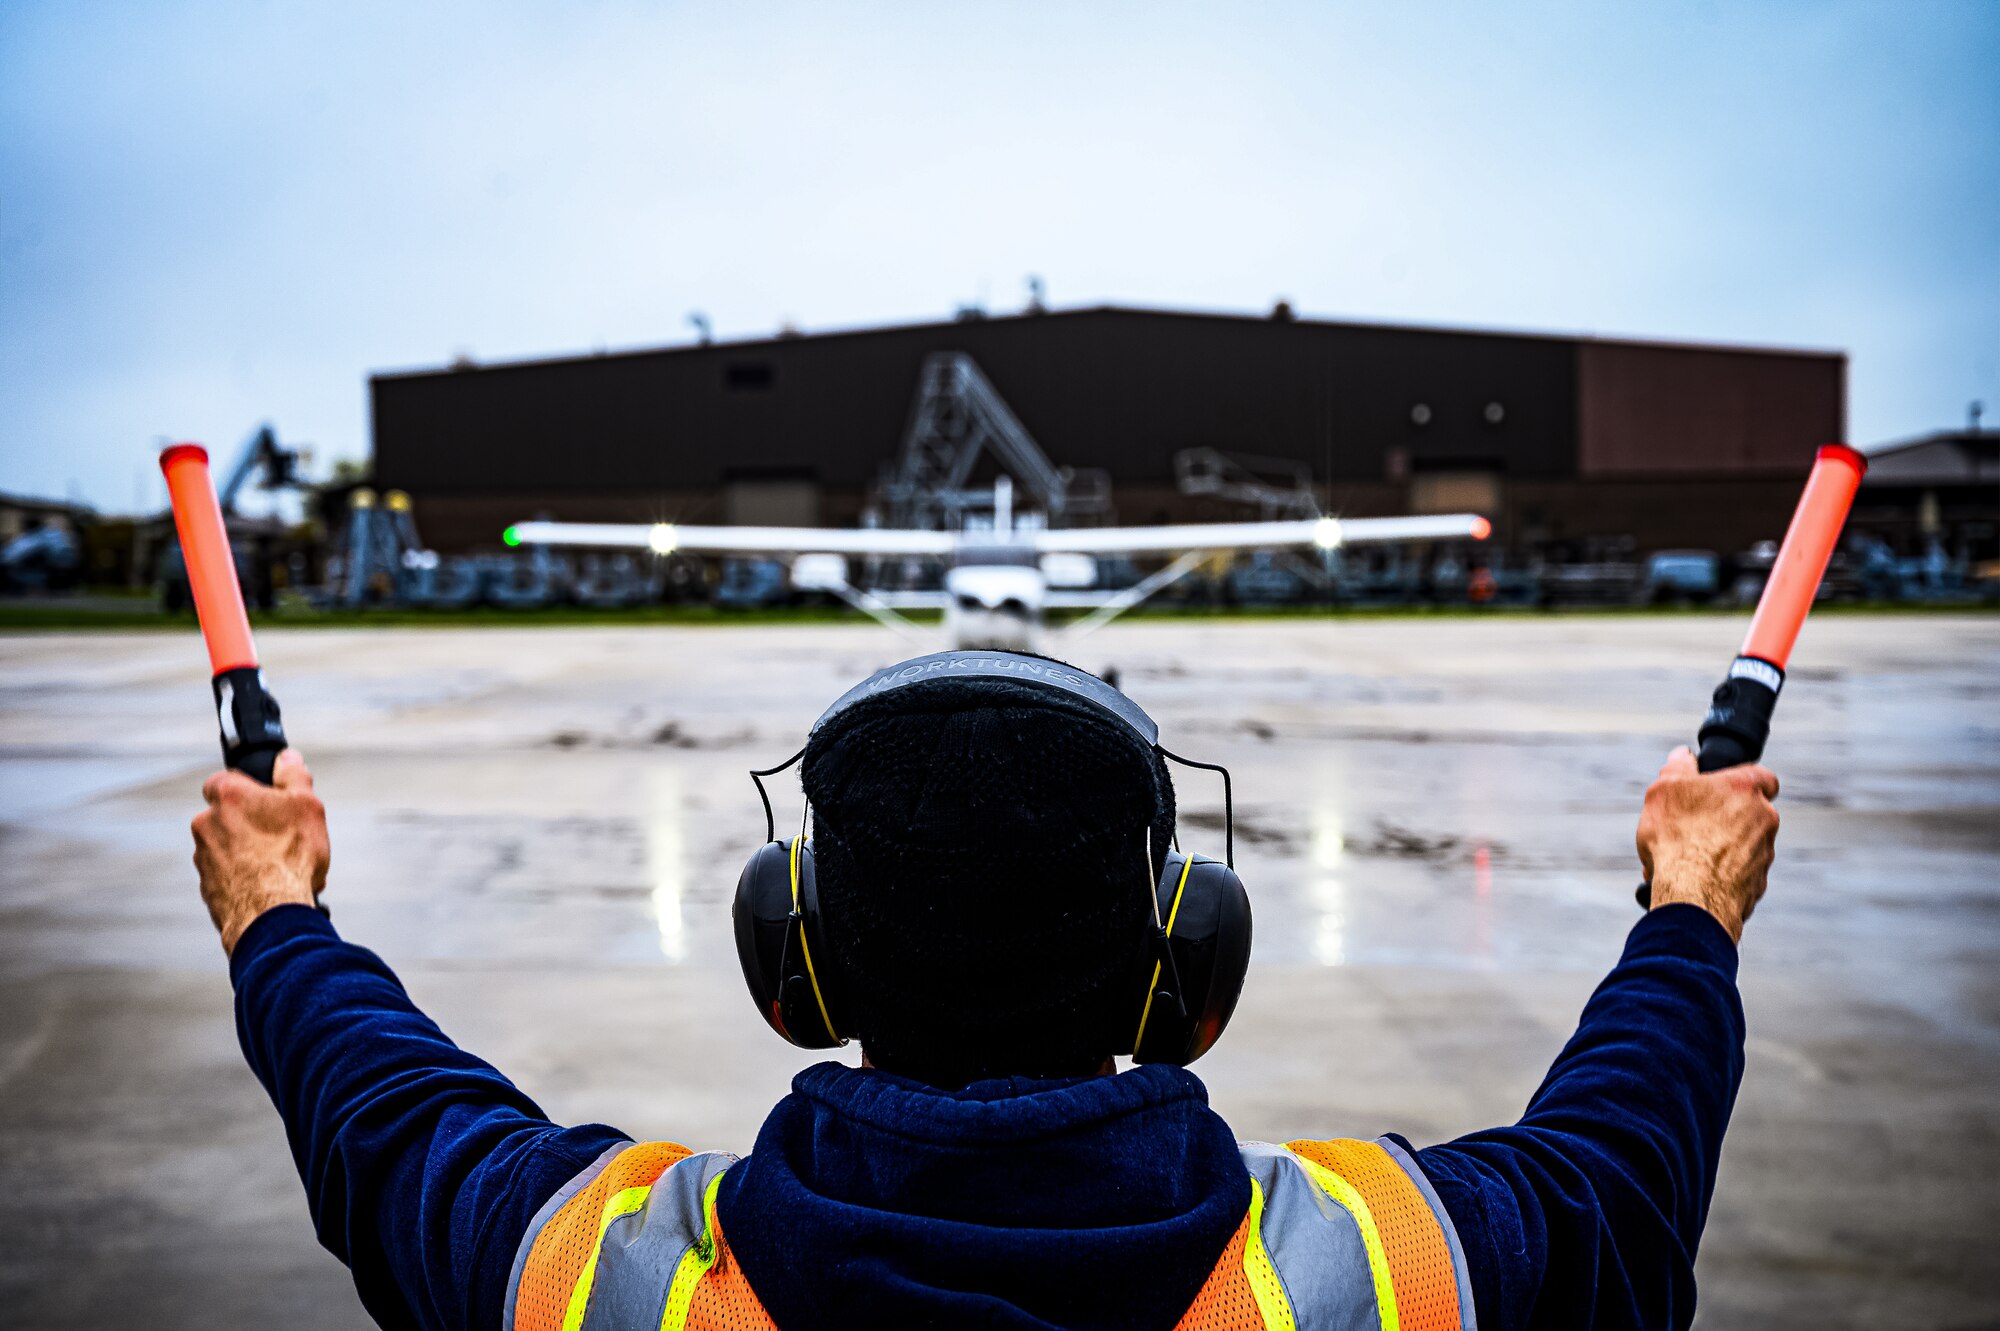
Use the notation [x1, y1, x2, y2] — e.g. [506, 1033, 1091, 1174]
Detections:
[562, 1185, 655, 1331]
[657, 1170, 728, 1331]
[1242, 1177, 1296, 1330]
[1290, 1155, 1401, 1331]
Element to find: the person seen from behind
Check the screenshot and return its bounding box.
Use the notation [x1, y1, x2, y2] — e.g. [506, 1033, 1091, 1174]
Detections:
[191, 652, 1779, 1329]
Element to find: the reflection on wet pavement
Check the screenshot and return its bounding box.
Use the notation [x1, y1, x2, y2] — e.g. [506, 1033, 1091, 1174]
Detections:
[1307, 768, 1348, 967]
[645, 766, 688, 963]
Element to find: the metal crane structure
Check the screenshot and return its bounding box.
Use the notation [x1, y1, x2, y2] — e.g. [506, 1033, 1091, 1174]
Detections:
[1174, 448, 1323, 521]
[1174, 448, 1341, 600]
[215, 425, 306, 517]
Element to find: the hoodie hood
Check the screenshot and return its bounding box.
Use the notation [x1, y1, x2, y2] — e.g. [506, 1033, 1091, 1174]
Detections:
[713, 1061, 1250, 1330]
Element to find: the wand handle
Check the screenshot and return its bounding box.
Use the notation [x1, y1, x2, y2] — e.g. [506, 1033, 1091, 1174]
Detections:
[1636, 444, 1867, 909]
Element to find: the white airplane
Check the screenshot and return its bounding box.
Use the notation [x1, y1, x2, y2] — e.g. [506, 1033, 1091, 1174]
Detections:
[507, 478, 1489, 651]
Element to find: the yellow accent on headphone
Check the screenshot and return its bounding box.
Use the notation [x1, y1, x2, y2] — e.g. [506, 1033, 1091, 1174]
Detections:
[790, 835, 842, 1043]
[1131, 853, 1198, 1054]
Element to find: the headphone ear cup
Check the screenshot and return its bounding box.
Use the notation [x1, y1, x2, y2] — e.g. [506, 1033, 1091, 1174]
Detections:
[733, 839, 845, 1049]
[734, 840, 802, 1043]
[1132, 854, 1253, 1067]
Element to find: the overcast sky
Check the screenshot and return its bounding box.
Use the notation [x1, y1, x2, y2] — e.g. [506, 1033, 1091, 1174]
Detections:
[3, 1, 1996, 511]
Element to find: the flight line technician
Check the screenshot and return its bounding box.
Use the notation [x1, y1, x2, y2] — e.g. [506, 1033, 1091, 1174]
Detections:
[189, 650, 1780, 1331]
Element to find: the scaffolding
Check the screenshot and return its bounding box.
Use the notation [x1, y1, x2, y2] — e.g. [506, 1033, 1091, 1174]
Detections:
[878, 353, 1110, 531]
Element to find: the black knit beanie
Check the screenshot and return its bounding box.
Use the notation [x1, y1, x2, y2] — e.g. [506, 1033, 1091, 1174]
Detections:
[801, 673, 1176, 1085]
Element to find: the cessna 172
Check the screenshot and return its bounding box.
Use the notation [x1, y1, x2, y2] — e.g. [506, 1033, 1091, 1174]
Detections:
[508, 479, 1489, 652]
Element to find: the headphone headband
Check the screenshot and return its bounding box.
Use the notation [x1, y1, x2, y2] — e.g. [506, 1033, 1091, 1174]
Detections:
[813, 650, 1161, 745]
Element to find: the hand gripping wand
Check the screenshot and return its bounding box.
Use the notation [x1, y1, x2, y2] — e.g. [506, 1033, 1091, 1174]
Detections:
[160, 443, 289, 783]
[1636, 443, 1869, 909]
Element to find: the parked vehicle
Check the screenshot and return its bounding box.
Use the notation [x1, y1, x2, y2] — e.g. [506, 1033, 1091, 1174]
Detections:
[1639, 550, 1720, 605]
[715, 558, 790, 609]
[0, 523, 82, 593]
[1539, 560, 1639, 606]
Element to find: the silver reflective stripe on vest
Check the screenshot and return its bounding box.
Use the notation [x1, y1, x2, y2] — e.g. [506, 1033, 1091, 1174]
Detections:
[504, 1140, 633, 1331]
[1237, 1141, 1477, 1331]
[1378, 1136, 1477, 1329]
[1239, 1142, 1384, 1331]
[577, 1151, 736, 1331]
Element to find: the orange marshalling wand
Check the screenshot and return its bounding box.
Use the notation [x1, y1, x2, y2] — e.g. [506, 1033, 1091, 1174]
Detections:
[160, 443, 289, 784]
[1637, 443, 1868, 907]
[1738, 445, 1869, 672]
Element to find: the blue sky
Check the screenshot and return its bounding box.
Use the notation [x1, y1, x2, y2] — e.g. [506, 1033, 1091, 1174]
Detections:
[3, 1, 1995, 511]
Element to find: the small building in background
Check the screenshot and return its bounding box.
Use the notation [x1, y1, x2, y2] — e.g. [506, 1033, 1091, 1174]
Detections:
[0, 491, 88, 544]
[1853, 427, 1999, 562]
[368, 305, 1845, 559]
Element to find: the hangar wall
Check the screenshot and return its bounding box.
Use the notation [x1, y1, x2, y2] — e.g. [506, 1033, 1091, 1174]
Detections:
[369, 306, 1844, 556]
[1576, 340, 1845, 477]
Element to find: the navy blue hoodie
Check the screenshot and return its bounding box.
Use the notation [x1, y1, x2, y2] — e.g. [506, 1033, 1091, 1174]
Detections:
[232, 901, 1744, 1330]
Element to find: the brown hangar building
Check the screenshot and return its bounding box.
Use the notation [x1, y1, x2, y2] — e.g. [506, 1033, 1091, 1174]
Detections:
[368, 305, 1845, 558]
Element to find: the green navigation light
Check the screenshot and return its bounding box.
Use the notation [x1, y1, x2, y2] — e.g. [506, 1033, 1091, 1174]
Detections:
[502, 526, 522, 547]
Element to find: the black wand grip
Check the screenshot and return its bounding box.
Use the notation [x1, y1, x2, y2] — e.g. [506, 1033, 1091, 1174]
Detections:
[1694, 659, 1782, 774]
[1635, 657, 1783, 908]
[213, 665, 288, 783]
[210, 666, 327, 918]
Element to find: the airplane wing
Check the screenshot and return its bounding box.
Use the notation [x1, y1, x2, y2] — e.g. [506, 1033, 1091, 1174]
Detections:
[1032, 514, 1488, 556]
[505, 521, 956, 557]
[510, 512, 1486, 558]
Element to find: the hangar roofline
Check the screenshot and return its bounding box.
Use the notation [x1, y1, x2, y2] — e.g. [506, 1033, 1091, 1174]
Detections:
[368, 303, 1845, 383]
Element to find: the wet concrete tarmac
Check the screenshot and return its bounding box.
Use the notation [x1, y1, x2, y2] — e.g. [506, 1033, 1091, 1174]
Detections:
[1, 616, 1996, 1328]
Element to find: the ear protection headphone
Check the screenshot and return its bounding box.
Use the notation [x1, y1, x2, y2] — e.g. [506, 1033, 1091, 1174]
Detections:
[732, 650, 1253, 1067]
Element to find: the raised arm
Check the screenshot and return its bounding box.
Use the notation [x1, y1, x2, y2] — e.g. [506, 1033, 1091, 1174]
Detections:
[1411, 747, 1779, 1331]
[195, 753, 629, 1331]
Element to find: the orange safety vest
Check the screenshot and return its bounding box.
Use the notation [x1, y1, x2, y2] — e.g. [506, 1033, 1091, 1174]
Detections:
[508, 1137, 1472, 1330]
